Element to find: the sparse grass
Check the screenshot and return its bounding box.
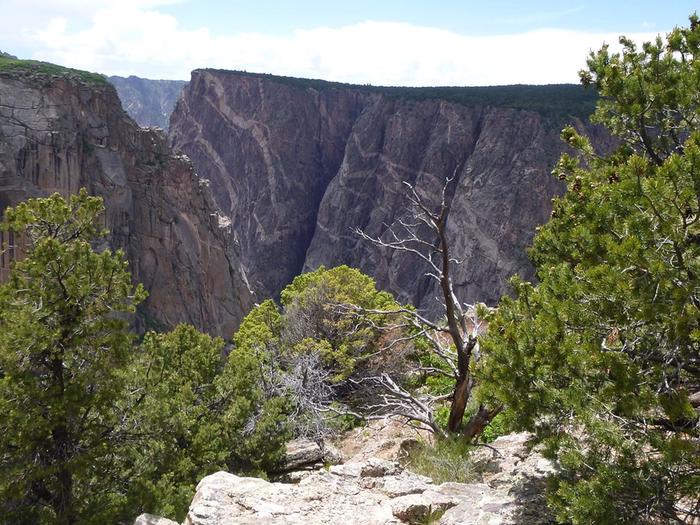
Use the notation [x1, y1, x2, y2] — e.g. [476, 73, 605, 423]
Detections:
[0, 56, 108, 85]
[416, 507, 447, 524]
[401, 436, 477, 484]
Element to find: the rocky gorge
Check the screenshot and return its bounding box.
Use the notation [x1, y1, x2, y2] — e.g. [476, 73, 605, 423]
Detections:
[0, 59, 611, 524]
[168, 70, 609, 314]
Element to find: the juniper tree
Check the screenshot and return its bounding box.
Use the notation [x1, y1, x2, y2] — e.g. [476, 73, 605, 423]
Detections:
[0, 190, 145, 525]
[476, 16, 700, 524]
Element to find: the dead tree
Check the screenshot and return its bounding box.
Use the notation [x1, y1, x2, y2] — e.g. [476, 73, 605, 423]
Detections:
[353, 176, 501, 440]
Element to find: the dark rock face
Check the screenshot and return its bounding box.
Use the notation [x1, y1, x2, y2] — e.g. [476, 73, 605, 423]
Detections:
[108, 75, 187, 130]
[169, 70, 369, 299]
[170, 70, 609, 314]
[0, 70, 253, 336]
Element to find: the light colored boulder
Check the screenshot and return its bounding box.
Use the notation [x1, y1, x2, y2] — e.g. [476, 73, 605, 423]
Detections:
[133, 514, 179, 525]
[182, 433, 556, 525]
[280, 438, 345, 473]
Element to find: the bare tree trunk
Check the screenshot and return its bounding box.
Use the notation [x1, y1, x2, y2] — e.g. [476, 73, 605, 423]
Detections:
[447, 376, 470, 432]
[462, 404, 502, 441]
[355, 176, 500, 441]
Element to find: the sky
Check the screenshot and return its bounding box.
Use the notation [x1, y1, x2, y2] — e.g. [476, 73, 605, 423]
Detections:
[0, 1, 697, 86]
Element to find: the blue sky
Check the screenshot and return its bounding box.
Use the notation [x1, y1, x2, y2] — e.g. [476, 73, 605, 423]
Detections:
[0, 1, 697, 85]
[159, 1, 693, 35]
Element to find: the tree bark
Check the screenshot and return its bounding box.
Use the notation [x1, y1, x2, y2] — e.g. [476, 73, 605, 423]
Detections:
[447, 375, 470, 432]
[461, 404, 502, 441]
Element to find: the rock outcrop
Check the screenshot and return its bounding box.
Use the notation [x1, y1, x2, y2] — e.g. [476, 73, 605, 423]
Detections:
[109, 75, 187, 130]
[178, 432, 555, 525]
[170, 70, 608, 312]
[0, 64, 253, 335]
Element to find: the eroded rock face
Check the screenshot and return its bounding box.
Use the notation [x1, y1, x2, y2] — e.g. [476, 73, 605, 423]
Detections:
[109, 75, 187, 130]
[0, 70, 253, 335]
[181, 433, 556, 525]
[170, 70, 609, 313]
[170, 70, 369, 299]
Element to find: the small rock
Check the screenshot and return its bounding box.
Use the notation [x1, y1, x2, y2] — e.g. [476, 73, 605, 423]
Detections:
[133, 514, 179, 525]
[281, 438, 326, 471]
[361, 458, 402, 478]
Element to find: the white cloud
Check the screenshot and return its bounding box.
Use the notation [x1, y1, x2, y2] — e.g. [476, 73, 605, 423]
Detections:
[9, 2, 663, 85]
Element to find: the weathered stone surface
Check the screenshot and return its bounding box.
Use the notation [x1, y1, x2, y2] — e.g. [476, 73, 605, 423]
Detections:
[182, 434, 555, 525]
[170, 70, 610, 315]
[0, 69, 253, 335]
[109, 75, 187, 130]
[280, 438, 344, 472]
[133, 513, 179, 525]
[392, 483, 490, 524]
[183, 469, 401, 525]
[332, 418, 431, 463]
[439, 433, 557, 525]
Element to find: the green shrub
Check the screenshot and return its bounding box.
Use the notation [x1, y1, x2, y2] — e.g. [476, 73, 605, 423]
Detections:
[0, 56, 107, 84]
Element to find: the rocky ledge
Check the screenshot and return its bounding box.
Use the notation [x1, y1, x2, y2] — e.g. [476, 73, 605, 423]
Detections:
[136, 432, 556, 525]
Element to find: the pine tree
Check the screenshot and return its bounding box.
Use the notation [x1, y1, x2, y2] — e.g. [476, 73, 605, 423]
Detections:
[477, 16, 700, 524]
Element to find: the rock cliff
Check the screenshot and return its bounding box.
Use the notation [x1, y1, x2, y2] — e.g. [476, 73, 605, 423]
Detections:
[0, 63, 253, 335]
[170, 70, 607, 312]
[109, 75, 187, 130]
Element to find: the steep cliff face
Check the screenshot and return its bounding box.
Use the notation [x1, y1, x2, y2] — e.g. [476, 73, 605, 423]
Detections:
[0, 65, 253, 335]
[306, 101, 580, 310]
[169, 70, 370, 298]
[109, 75, 187, 129]
[170, 70, 606, 313]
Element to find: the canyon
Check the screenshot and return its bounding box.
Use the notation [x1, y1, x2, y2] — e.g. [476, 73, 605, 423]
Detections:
[109, 75, 187, 130]
[169, 70, 608, 314]
[1, 60, 609, 330]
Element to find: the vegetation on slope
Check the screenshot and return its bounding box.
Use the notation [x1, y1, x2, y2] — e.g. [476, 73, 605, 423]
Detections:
[0, 56, 107, 85]
[0, 192, 289, 524]
[200, 67, 598, 121]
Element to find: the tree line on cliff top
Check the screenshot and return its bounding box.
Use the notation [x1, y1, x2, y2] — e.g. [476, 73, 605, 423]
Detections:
[1, 14, 700, 525]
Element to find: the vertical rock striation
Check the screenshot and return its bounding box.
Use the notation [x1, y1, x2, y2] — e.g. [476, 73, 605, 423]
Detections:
[170, 70, 608, 314]
[0, 66, 253, 335]
[170, 70, 371, 299]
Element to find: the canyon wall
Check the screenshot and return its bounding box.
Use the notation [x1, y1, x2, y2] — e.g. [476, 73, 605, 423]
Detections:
[108, 75, 187, 130]
[170, 70, 607, 313]
[0, 65, 252, 335]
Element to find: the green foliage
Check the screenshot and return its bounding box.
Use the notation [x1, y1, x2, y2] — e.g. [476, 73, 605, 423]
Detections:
[230, 266, 404, 439]
[206, 69, 598, 121]
[125, 325, 290, 521]
[477, 16, 700, 524]
[280, 265, 399, 381]
[479, 412, 511, 444]
[0, 56, 107, 85]
[0, 191, 291, 524]
[235, 265, 400, 382]
[0, 190, 145, 524]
